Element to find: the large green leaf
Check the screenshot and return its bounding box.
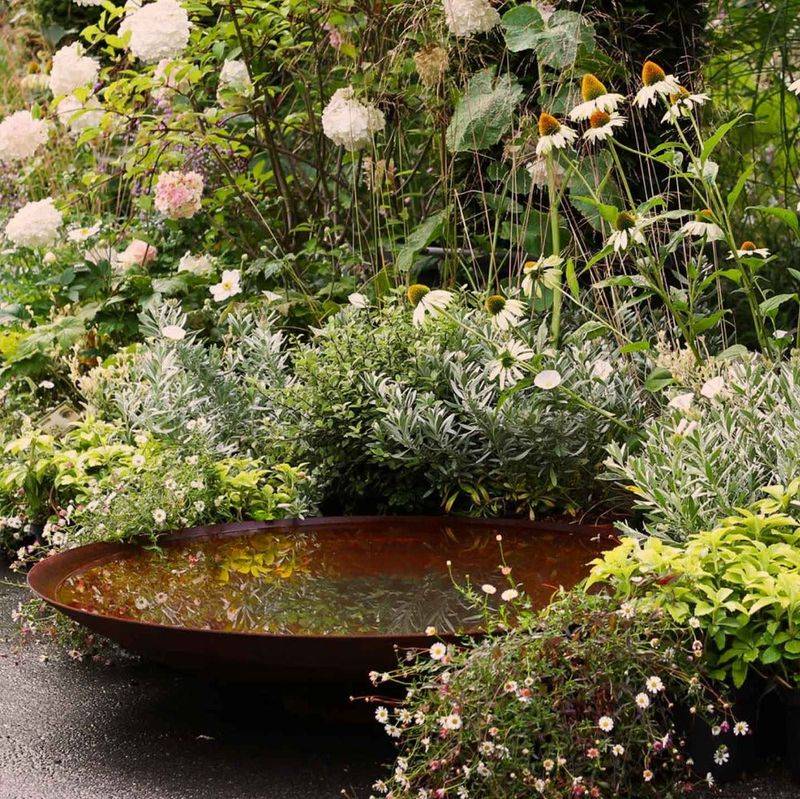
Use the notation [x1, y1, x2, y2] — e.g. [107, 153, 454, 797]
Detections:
[395, 209, 450, 273]
[446, 68, 523, 154]
[501, 7, 594, 68]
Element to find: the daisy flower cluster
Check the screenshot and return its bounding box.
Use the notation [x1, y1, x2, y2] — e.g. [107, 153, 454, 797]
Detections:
[369, 592, 742, 799]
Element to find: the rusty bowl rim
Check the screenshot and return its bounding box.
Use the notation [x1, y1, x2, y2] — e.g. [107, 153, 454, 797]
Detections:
[27, 515, 616, 644]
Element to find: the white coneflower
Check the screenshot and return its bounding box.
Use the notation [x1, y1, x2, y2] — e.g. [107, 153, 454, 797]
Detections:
[485, 294, 525, 330]
[634, 61, 681, 108]
[607, 210, 645, 251]
[661, 87, 710, 124]
[407, 283, 453, 326]
[526, 155, 565, 188]
[788, 77, 800, 95]
[535, 112, 577, 156]
[487, 339, 534, 389]
[681, 209, 725, 242]
[583, 109, 626, 143]
[727, 240, 770, 259]
[522, 255, 562, 296]
[569, 74, 625, 121]
[533, 369, 561, 390]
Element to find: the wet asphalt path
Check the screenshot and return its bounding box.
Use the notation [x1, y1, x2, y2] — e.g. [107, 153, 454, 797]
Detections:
[0, 566, 390, 799]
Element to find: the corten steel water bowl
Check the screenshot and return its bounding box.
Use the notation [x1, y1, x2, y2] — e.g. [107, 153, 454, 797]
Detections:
[28, 516, 616, 682]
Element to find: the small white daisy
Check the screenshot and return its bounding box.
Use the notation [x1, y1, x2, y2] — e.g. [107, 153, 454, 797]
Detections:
[645, 675, 665, 694]
[611, 744, 625, 757]
[598, 715, 614, 732]
[634, 61, 681, 108]
[733, 721, 750, 736]
[635, 692, 651, 709]
[429, 642, 447, 661]
[481, 583, 497, 595]
[536, 112, 578, 156]
[568, 74, 625, 121]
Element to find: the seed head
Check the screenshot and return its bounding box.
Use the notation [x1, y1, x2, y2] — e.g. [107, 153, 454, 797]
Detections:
[407, 283, 430, 306]
[538, 112, 561, 137]
[485, 295, 507, 315]
[642, 60, 667, 87]
[581, 74, 607, 101]
[615, 211, 636, 231]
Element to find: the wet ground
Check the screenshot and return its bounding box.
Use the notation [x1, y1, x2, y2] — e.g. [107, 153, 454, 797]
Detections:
[1, 565, 796, 799]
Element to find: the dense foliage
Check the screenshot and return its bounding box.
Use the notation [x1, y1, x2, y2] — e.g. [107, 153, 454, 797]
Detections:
[369, 590, 743, 798]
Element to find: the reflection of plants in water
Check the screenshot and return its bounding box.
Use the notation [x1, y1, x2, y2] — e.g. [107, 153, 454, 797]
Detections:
[215, 533, 311, 584]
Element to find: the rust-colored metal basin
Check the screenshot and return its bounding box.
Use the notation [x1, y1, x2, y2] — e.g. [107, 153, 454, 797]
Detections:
[28, 516, 615, 681]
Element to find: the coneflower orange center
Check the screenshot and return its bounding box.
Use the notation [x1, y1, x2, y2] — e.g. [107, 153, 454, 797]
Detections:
[615, 211, 636, 231]
[485, 295, 507, 315]
[407, 283, 430, 306]
[581, 74, 607, 101]
[538, 113, 561, 137]
[589, 110, 611, 128]
[740, 241, 756, 251]
[696, 208, 714, 222]
[642, 60, 666, 87]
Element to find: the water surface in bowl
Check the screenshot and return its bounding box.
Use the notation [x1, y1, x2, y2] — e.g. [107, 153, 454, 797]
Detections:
[56, 520, 610, 636]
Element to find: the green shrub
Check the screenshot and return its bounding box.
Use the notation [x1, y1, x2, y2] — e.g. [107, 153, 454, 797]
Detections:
[370, 591, 740, 799]
[588, 480, 800, 688]
[605, 354, 800, 541]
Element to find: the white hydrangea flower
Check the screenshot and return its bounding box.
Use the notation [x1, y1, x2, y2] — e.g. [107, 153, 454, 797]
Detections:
[124, 0, 191, 63]
[321, 86, 385, 151]
[0, 110, 48, 162]
[443, 0, 500, 37]
[56, 94, 104, 134]
[5, 198, 63, 248]
[217, 59, 253, 107]
[49, 43, 100, 96]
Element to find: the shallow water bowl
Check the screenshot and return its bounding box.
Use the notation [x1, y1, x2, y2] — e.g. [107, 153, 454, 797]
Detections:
[28, 516, 615, 682]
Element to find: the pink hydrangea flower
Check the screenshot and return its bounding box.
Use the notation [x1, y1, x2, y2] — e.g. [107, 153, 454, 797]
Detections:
[153, 170, 204, 220]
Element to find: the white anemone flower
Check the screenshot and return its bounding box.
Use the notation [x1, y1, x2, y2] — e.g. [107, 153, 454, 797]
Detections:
[535, 113, 577, 156]
[583, 110, 626, 143]
[727, 241, 770, 259]
[533, 370, 561, 390]
[210, 269, 242, 302]
[681, 210, 725, 242]
[407, 284, 452, 326]
[485, 294, 525, 330]
[661, 89, 710, 124]
[67, 221, 101, 242]
[568, 74, 625, 121]
[634, 61, 681, 108]
[606, 211, 646, 252]
[487, 339, 534, 389]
